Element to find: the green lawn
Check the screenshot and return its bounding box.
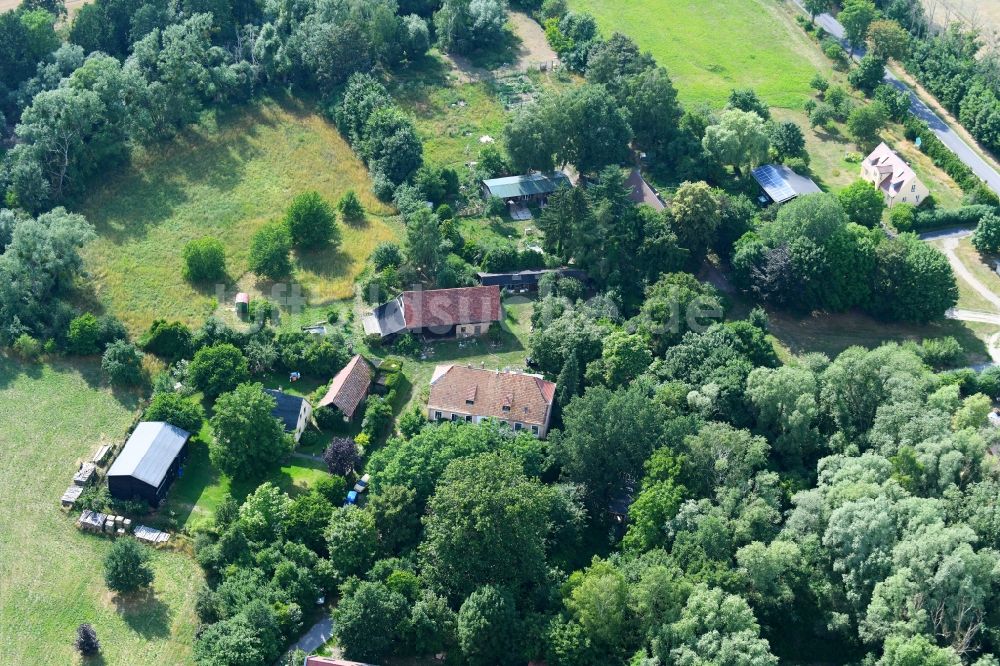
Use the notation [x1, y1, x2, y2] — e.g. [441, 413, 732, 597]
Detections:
[766, 308, 991, 364]
[568, 0, 829, 108]
[390, 56, 509, 169]
[78, 96, 398, 335]
[0, 357, 201, 665]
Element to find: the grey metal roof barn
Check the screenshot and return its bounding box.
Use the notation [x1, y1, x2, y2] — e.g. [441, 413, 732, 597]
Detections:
[108, 422, 189, 488]
[751, 164, 821, 204]
[482, 171, 571, 200]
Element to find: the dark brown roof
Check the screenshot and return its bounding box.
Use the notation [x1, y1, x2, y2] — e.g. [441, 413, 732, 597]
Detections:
[318, 355, 372, 419]
[401, 286, 502, 329]
[626, 168, 665, 211]
[428, 365, 555, 426]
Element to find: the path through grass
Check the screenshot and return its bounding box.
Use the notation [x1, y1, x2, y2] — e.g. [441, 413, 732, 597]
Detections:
[0, 357, 201, 665]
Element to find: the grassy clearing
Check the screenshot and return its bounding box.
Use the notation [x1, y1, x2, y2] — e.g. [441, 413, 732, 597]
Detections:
[79, 97, 396, 334]
[0, 357, 201, 665]
[567, 0, 828, 108]
[390, 56, 509, 169]
[953, 237, 1000, 307]
[767, 308, 991, 363]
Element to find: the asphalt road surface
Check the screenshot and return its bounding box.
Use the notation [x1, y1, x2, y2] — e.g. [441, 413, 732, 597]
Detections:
[790, 0, 1000, 194]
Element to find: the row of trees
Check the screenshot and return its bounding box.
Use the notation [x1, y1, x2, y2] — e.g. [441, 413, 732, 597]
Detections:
[0, 0, 435, 213]
[732, 193, 957, 321]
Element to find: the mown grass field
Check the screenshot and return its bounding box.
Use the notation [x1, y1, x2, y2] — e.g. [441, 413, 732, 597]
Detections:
[0, 357, 201, 665]
[567, 0, 828, 108]
[79, 97, 397, 334]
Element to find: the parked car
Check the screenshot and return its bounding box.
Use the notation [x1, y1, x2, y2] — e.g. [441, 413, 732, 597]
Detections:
[353, 474, 370, 493]
[345, 490, 358, 505]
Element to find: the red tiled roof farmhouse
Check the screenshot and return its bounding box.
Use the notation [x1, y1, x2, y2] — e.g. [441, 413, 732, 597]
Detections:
[401, 285, 501, 329]
[318, 355, 372, 420]
[429, 365, 555, 426]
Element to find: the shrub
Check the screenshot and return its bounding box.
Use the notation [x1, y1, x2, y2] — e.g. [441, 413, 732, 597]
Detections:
[182, 237, 226, 282]
[436, 203, 454, 220]
[921, 337, 965, 369]
[372, 170, 396, 201]
[324, 437, 360, 476]
[888, 203, 916, 232]
[338, 190, 366, 224]
[314, 475, 348, 504]
[286, 191, 340, 248]
[12, 333, 42, 360]
[140, 319, 192, 363]
[67, 313, 102, 355]
[484, 196, 506, 217]
[75, 623, 100, 656]
[371, 241, 403, 270]
[971, 210, 1000, 254]
[248, 299, 276, 325]
[394, 332, 421, 357]
[398, 405, 426, 439]
[977, 366, 1000, 399]
[188, 343, 250, 400]
[248, 221, 293, 280]
[362, 395, 394, 439]
[102, 340, 144, 386]
[822, 38, 846, 64]
[145, 391, 205, 433]
[104, 538, 154, 594]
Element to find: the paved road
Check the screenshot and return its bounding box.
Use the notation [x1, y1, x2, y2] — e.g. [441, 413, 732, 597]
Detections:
[789, 0, 1000, 194]
[918, 226, 973, 242]
[285, 614, 333, 660]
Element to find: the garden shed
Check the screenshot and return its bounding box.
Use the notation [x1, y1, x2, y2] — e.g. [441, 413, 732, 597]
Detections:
[107, 422, 190, 505]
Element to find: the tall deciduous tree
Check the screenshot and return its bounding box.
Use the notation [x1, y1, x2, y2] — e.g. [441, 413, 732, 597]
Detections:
[839, 0, 879, 48]
[420, 452, 555, 600]
[670, 181, 722, 265]
[457, 585, 520, 666]
[285, 191, 339, 249]
[703, 109, 770, 175]
[104, 538, 154, 593]
[838, 179, 886, 228]
[210, 383, 291, 478]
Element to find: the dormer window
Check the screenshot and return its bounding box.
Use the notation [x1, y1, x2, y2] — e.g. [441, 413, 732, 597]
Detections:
[502, 405, 511, 412]
[466, 399, 475, 405]
[911, 184, 916, 192]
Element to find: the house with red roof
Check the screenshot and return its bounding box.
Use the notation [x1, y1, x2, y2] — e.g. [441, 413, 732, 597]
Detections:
[362, 285, 502, 340]
[427, 364, 557, 438]
[317, 355, 372, 421]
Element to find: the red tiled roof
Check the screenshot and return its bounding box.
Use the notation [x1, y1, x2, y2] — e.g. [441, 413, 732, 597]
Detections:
[318, 355, 372, 420]
[428, 365, 555, 427]
[401, 286, 501, 329]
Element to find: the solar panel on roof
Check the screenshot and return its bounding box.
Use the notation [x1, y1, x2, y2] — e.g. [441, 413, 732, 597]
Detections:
[752, 165, 797, 203]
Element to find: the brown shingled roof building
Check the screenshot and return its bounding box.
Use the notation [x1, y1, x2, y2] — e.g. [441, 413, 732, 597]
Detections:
[318, 355, 372, 421]
[362, 286, 503, 340]
[427, 364, 557, 438]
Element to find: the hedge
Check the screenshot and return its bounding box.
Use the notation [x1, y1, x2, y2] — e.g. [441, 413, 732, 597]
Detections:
[912, 204, 996, 232]
[904, 117, 981, 192]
